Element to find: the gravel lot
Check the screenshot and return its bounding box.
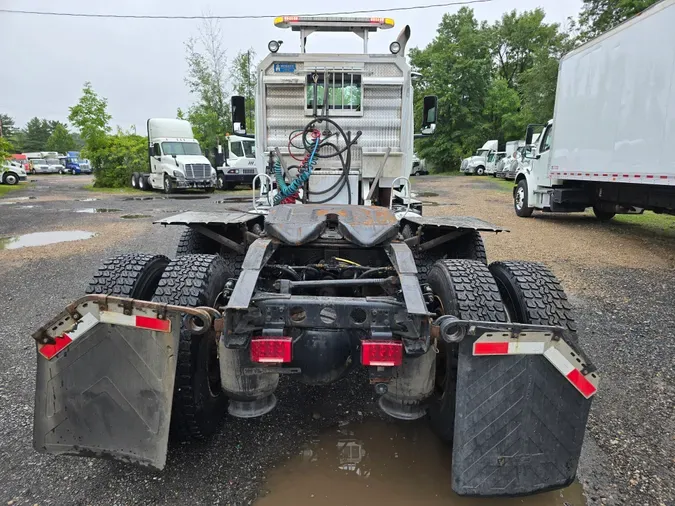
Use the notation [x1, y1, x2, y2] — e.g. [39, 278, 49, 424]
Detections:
[0, 175, 673, 505]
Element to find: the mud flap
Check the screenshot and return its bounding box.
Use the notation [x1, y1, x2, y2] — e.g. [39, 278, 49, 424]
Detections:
[451, 336, 592, 496]
[32, 297, 190, 470]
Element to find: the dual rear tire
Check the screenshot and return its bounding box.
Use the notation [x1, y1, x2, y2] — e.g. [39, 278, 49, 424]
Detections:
[426, 258, 577, 444]
[87, 252, 234, 441]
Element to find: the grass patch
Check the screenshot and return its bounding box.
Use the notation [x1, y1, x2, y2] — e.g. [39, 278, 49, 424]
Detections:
[0, 184, 25, 198]
[428, 170, 464, 177]
[488, 178, 516, 193]
[614, 211, 675, 238]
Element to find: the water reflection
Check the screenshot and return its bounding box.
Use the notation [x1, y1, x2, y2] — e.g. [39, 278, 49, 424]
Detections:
[257, 419, 585, 506]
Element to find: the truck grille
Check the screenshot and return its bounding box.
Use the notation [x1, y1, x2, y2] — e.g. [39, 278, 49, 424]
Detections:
[243, 168, 256, 174]
[461, 160, 468, 170]
[184, 164, 210, 180]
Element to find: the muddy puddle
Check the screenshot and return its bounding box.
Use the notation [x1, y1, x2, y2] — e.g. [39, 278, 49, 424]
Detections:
[76, 208, 122, 213]
[215, 198, 251, 204]
[256, 419, 585, 506]
[122, 195, 211, 201]
[76, 198, 99, 202]
[120, 214, 152, 219]
[0, 230, 96, 250]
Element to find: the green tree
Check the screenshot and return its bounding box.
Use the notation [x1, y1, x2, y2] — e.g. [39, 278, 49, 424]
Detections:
[483, 78, 526, 143]
[492, 9, 564, 89]
[231, 49, 257, 132]
[0, 137, 13, 160]
[22, 117, 52, 152]
[519, 52, 560, 123]
[46, 123, 76, 153]
[0, 114, 18, 139]
[90, 131, 147, 188]
[411, 8, 493, 169]
[579, 0, 659, 39]
[183, 19, 232, 150]
[68, 82, 111, 148]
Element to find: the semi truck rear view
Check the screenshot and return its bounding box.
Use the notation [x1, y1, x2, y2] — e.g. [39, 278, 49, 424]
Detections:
[515, 0, 675, 219]
[32, 16, 599, 498]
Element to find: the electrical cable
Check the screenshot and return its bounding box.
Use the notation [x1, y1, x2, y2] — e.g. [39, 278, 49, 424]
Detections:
[0, 1, 494, 20]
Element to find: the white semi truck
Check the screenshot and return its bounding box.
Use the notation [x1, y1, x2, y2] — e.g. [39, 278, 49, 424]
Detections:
[460, 139, 497, 175]
[215, 134, 258, 190]
[32, 16, 598, 498]
[514, 0, 675, 220]
[131, 118, 216, 193]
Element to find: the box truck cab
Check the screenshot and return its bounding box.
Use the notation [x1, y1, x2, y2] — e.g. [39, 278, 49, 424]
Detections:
[460, 140, 497, 175]
[146, 118, 216, 193]
[1, 160, 27, 185]
[215, 134, 257, 190]
[26, 155, 51, 174]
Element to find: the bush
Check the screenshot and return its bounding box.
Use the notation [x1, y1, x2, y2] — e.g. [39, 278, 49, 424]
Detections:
[89, 133, 147, 188]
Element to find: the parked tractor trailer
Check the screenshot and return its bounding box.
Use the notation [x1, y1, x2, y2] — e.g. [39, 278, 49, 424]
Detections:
[32, 17, 598, 497]
[515, 0, 675, 219]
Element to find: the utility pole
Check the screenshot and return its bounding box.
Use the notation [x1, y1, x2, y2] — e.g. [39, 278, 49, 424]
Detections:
[0, 117, 3, 138]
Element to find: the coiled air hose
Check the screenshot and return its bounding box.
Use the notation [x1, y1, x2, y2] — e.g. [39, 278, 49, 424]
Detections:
[273, 117, 361, 206]
[273, 134, 320, 205]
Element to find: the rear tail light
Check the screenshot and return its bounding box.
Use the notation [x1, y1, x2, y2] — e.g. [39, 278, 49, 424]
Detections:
[250, 337, 292, 363]
[361, 340, 403, 367]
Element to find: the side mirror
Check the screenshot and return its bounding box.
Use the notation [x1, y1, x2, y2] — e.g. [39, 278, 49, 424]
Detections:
[231, 96, 246, 135]
[525, 125, 535, 146]
[421, 95, 438, 136]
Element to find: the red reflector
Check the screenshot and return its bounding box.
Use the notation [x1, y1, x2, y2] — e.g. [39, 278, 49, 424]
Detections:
[361, 340, 403, 367]
[473, 342, 509, 355]
[250, 337, 292, 363]
[39, 334, 73, 359]
[135, 315, 171, 332]
[567, 368, 597, 398]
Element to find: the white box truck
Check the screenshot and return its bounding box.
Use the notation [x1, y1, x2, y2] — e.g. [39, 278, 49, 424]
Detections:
[514, 0, 675, 220]
[131, 118, 216, 193]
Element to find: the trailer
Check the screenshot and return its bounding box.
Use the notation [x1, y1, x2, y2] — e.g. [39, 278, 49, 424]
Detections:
[32, 17, 598, 497]
[514, 0, 675, 219]
[131, 119, 216, 193]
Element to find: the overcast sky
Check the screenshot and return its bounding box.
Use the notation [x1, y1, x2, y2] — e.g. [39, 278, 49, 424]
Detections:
[0, 0, 582, 134]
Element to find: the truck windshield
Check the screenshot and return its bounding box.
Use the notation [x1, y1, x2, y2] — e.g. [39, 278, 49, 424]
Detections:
[242, 141, 255, 158]
[67, 157, 79, 163]
[32, 159, 46, 165]
[161, 142, 202, 156]
[476, 149, 489, 156]
[45, 158, 60, 165]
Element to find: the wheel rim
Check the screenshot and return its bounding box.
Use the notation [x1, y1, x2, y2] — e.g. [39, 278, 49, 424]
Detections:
[217, 176, 224, 190]
[515, 187, 525, 210]
[139, 178, 144, 189]
[6, 174, 17, 185]
[164, 178, 169, 192]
